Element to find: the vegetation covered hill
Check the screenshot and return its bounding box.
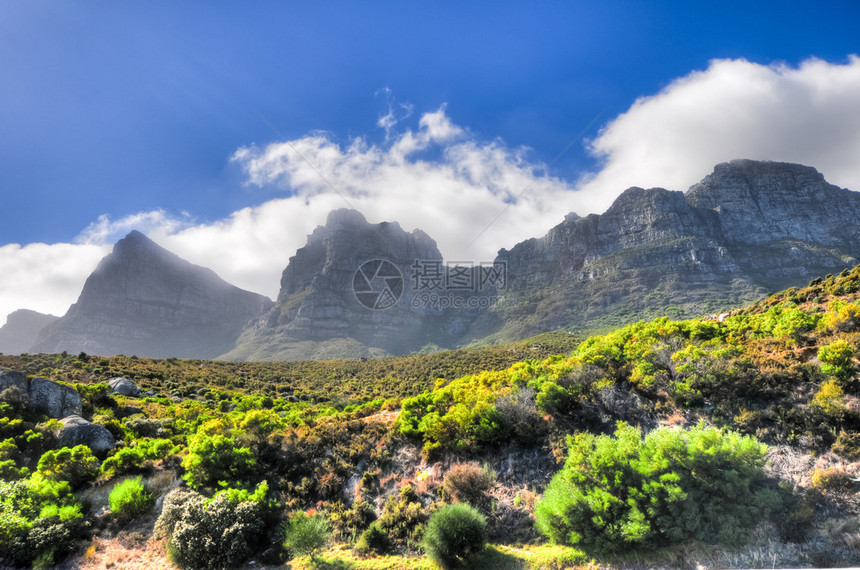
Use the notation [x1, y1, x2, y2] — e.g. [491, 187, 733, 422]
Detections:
[2, 267, 860, 568]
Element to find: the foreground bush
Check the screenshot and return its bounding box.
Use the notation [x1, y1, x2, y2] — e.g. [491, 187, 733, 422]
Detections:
[156, 485, 272, 569]
[535, 422, 779, 553]
[0, 477, 88, 568]
[181, 433, 256, 491]
[423, 503, 487, 569]
[108, 476, 154, 521]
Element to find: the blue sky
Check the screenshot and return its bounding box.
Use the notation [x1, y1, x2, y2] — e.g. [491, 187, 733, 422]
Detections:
[2, 1, 860, 321]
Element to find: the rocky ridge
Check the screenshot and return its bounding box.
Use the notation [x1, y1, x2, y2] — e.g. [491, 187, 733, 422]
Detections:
[9, 160, 860, 360]
[236, 160, 860, 355]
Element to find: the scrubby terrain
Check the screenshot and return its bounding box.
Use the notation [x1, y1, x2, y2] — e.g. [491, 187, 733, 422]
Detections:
[2, 267, 860, 569]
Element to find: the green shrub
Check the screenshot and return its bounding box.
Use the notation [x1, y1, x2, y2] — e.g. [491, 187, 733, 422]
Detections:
[535, 423, 778, 553]
[377, 485, 428, 552]
[100, 438, 178, 477]
[108, 476, 154, 520]
[181, 433, 256, 491]
[36, 445, 100, 489]
[818, 339, 857, 382]
[0, 478, 87, 567]
[283, 511, 331, 560]
[355, 521, 391, 554]
[423, 503, 487, 569]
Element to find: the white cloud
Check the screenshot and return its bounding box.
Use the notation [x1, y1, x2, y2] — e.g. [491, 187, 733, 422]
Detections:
[76, 210, 195, 245]
[4, 56, 860, 324]
[376, 87, 414, 141]
[575, 56, 860, 211]
[0, 242, 109, 325]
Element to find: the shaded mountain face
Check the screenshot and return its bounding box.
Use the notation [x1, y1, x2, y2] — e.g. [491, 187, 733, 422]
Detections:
[686, 159, 860, 290]
[223, 209, 480, 360]
[0, 310, 59, 355]
[30, 231, 273, 359]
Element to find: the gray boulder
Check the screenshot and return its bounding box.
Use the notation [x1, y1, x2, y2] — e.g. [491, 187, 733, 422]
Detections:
[108, 376, 140, 397]
[30, 377, 82, 418]
[0, 368, 28, 394]
[58, 414, 116, 455]
[0, 367, 82, 418]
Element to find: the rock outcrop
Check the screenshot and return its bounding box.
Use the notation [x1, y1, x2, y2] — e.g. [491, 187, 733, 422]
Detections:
[0, 367, 82, 418]
[108, 377, 140, 397]
[686, 159, 860, 289]
[486, 160, 860, 339]
[30, 231, 274, 359]
[58, 414, 116, 455]
[0, 309, 59, 355]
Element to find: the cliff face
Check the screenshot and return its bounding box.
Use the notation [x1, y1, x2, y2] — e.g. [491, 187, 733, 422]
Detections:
[0, 310, 59, 355]
[30, 231, 273, 358]
[223, 210, 476, 360]
[686, 159, 860, 289]
[486, 160, 860, 339]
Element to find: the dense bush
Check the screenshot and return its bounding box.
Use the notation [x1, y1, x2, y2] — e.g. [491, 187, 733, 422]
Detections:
[36, 445, 99, 489]
[376, 485, 429, 552]
[535, 423, 779, 553]
[818, 339, 857, 382]
[397, 371, 514, 457]
[100, 438, 178, 477]
[283, 511, 331, 560]
[181, 432, 256, 491]
[156, 485, 271, 569]
[108, 476, 154, 521]
[423, 503, 487, 569]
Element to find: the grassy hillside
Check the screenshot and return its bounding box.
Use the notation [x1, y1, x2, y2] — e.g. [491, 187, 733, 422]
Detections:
[2, 268, 860, 568]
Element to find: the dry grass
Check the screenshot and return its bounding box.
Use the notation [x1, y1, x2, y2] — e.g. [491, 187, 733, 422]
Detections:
[67, 536, 173, 570]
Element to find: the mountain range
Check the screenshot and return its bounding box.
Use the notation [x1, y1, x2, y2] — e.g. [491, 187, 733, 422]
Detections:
[2, 159, 858, 360]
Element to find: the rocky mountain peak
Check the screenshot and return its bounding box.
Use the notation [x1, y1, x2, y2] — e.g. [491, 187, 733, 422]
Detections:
[224, 212, 459, 361]
[325, 208, 372, 229]
[686, 159, 860, 248]
[30, 232, 273, 358]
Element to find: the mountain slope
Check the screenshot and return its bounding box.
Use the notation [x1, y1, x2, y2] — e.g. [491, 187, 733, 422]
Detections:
[30, 231, 273, 358]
